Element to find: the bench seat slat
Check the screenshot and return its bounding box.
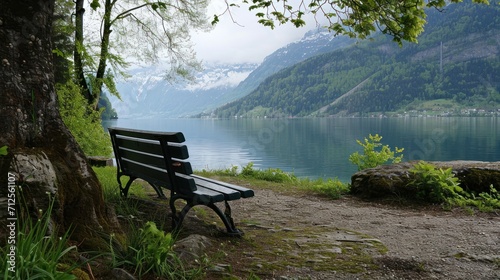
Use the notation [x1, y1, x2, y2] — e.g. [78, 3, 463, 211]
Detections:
[191, 175, 255, 198]
[121, 159, 197, 196]
[193, 177, 241, 200]
[119, 147, 193, 174]
[110, 127, 185, 143]
[119, 147, 167, 169]
[116, 137, 163, 157]
[191, 187, 225, 203]
[116, 137, 189, 160]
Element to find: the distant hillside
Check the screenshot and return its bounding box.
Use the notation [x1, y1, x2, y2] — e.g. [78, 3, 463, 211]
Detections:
[226, 31, 355, 102]
[213, 1, 500, 118]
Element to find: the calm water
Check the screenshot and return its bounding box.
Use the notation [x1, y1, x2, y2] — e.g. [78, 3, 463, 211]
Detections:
[103, 117, 500, 182]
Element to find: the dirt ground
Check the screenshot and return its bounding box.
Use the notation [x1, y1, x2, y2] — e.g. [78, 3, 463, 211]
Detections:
[131, 184, 500, 280]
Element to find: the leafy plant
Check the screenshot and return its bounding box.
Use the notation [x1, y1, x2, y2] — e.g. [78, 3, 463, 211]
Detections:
[0, 193, 78, 280]
[449, 184, 500, 212]
[0, 145, 8, 156]
[110, 221, 201, 279]
[408, 161, 464, 203]
[349, 134, 404, 171]
[408, 162, 500, 211]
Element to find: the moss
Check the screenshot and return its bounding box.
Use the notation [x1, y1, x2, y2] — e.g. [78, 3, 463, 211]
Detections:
[227, 223, 388, 277]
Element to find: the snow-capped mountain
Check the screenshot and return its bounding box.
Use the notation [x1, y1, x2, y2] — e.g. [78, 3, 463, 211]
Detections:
[228, 29, 355, 102]
[111, 28, 355, 118]
[110, 62, 257, 118]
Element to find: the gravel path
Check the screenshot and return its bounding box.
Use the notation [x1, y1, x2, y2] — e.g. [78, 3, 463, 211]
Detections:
[228, 189, 500, 279]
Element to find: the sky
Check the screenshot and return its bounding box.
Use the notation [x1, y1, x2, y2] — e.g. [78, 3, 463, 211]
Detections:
[84, 0, 319, 67]
[192, 2, 318, 64]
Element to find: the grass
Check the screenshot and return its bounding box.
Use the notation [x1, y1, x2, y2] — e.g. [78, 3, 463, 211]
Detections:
[196, 162, 351, 199]
[93, 166, 147, 202]
[108, 221, 204, 279]
[0, 193, 80, 280]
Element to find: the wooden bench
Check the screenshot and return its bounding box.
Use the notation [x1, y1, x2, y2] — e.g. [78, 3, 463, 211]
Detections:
[108, 127, 254, 236]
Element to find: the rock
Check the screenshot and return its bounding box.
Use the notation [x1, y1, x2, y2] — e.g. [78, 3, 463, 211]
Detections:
[111, 268, 137, 280]
[174, 234, 212, 264]
[87, 156, 114, 167]
[351, 161, 500, 198]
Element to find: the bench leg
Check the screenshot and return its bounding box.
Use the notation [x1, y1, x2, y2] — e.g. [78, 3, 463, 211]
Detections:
[119, 175, 137, 197]
[149, 183, 166, 199]
[170, 196, 244, 237]
[207, 201, 244, 237]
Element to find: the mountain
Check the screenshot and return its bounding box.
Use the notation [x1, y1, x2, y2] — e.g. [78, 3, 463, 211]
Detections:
[226, 30, 355, 103]
[109, 63, 257, 118]
[213, 1, 500, 118]
[111, 29, 355, 118]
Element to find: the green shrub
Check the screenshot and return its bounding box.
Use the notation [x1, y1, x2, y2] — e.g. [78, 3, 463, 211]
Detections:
[408, 162, 500, 211]
[349, 134, 404, 171]
[57, 80, 111, 156]
[408, 161, 464, 203]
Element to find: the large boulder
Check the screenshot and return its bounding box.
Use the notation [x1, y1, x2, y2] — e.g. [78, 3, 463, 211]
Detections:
[350, 161, 500, 199]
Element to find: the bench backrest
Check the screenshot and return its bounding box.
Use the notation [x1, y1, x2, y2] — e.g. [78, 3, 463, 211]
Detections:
[108, 127, 197, 195]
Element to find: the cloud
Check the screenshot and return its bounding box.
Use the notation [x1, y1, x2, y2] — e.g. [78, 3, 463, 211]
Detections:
[192, 3, 314, 64]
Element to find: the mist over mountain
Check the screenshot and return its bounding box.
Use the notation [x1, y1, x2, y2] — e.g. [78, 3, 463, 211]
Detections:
[110, 29, 355, 118]
[213, 1, 500, 118]
[109, 62, 256, 118]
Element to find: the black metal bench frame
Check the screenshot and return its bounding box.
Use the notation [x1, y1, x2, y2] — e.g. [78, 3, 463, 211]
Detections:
[108, 127, 254, 236]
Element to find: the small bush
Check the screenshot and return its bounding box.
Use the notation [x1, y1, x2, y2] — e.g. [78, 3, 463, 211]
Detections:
[349, 134, 404, 171]
[408, 161, 464, 203]
[407, 162, 500, 212]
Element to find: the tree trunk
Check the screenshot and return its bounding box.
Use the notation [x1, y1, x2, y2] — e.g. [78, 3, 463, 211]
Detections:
[92, 0, 113, 111]
[74, 0, 93, 104]
[0, 0, 121, 249]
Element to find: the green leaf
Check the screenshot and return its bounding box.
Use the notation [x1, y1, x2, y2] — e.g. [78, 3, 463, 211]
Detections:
[211, 14, 219, 25]
[0, 145, 8, 156]
[90, 0, 100, 10]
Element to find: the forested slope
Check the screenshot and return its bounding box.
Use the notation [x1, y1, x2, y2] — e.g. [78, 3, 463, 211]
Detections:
[214, 1, 500, 118]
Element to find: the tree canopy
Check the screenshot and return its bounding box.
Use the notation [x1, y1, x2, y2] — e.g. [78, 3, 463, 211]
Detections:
[215, 0, 490, 44]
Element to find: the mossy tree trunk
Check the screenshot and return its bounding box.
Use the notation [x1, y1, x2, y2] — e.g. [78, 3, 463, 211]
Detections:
[0, 0, 121, 249]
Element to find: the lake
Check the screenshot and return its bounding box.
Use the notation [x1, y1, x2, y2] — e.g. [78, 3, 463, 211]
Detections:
[103, 117, 500, 182]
